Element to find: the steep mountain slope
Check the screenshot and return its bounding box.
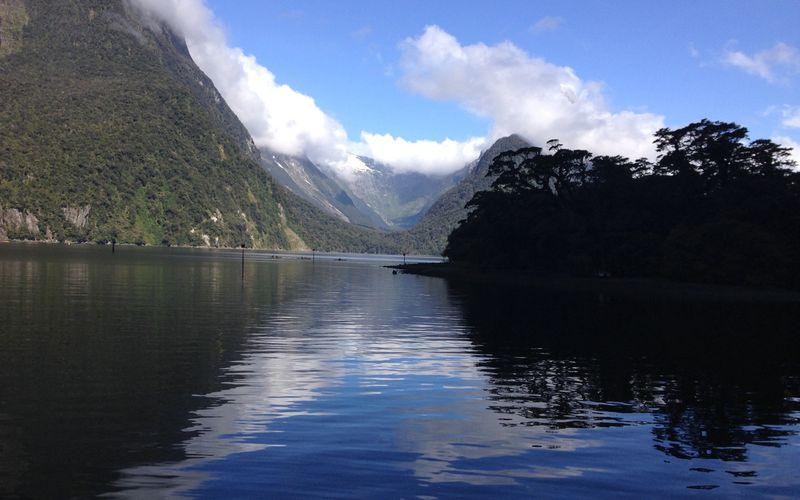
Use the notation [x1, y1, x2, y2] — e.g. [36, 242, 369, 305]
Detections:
[392, 135, 531, 254]
[335, 156, 469, 229]
[260, 151, 388, 229]
[0, 0, 394, 251]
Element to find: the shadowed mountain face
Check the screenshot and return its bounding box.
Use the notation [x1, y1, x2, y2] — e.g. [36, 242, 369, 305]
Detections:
[260, 151, 389, 230]
[391, 134, 531, 255]
[261, 149, 470, 232]
[0, 0, 395, 252]
[341, 156, 469, 230]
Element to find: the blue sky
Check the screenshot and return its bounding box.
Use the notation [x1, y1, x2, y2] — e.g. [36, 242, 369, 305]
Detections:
[139, 0, 800, 174]
[206, 0, 797, 139]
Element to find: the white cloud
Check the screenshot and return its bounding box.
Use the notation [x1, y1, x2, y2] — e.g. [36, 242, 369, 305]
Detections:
[129, 0, 350, 167]
[781, 106, 800, 128]
[530, 16, 562, 34]
[772, 136, 800, 168]
[130, 4, 665, 177]
[129, 1, 482, 177]
[765, 104, 800, 130]
[723, 42, 800, 83]
[399, 26, 664, 160]
[354, 133, 486, 175]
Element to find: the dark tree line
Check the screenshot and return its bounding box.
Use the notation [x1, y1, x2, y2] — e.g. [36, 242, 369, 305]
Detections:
[444, 120, 800, 288]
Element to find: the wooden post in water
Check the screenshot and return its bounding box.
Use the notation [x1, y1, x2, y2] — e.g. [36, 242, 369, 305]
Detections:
[312, 248, 316, 264]
[112, 239, 115, 254]
[241, 244, 245, 280]
[403, 252, 406, 265]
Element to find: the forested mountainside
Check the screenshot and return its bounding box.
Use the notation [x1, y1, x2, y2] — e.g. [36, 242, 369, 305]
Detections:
[0, 0, 395, 251]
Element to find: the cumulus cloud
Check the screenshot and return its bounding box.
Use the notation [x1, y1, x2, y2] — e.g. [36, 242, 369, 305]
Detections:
[399, 25, 664, 160]
[354, 133, 486, 175]
[530, 16, 563, 34]
[781, 106, 800, 128]
[130, 3, 665, 177]
[723, 42, 800, 83]
[129, 0, 483, 176]
[129, 0, 350, 167]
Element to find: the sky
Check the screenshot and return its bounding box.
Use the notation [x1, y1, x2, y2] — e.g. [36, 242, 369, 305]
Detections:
[132, 0, 800, 176]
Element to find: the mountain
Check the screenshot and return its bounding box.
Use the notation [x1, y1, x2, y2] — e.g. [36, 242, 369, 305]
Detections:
[260, 151, 389, 230]
[392, 134, 531, 255]
[334, 156, 468, 229]
[260, 148, 469, 232]
[0, 0, 395, 251]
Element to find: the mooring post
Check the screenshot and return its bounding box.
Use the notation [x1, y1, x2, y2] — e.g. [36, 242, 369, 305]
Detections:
[112, 239, 116, 254]
[241, 243, 245, 280]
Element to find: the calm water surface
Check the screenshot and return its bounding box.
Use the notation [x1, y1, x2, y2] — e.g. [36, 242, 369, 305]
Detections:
[1, 243, 799, 498]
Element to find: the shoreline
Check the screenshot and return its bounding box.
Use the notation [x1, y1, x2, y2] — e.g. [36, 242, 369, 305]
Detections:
[388, 263, 800, 304]
[0, 237, 291, 252]
[0, 239, 441, 263]
[0, 238, 440, 259]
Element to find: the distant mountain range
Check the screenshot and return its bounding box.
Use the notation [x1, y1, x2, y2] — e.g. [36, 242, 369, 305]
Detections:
[0, 0, 529, 255]
[260, 151, 389, 230]
[258, 137, 531, 255]
[341, 156, 469, 229]
[390, 134, 531, 254]
[261, 149, 472, 231]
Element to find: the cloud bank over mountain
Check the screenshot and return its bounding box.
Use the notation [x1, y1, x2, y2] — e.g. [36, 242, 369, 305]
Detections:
[353, 133, 486, 175]
[399, 26, 665, 161]
[129, 0, 349, 167]
[131, 1, 677, 176]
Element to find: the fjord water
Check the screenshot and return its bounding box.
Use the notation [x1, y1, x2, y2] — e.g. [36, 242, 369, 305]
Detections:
[1, 244, 799, 498]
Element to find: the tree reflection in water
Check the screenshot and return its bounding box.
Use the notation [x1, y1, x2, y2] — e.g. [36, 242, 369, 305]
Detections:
[448, 280, 800, 463]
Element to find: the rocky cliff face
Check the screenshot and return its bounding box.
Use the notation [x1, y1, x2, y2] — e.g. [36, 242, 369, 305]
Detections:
[0, 208, 42, 240]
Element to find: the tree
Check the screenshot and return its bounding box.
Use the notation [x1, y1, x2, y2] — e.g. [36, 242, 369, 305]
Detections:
[444, 120, 800, 288]
[653, 119, 796, 191]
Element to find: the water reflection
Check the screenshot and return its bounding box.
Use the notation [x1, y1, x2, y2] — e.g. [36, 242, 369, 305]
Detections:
[0, 245, 297, 498]
[111, 265, 513, 496]
[2, 244, 800, 498]
[113, 264, 800, 497]
[450, 280, 800, 491]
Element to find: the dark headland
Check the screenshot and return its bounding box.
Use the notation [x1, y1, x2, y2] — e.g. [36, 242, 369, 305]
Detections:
[390, 120, 800, 304]
[389, 263, 800, 303]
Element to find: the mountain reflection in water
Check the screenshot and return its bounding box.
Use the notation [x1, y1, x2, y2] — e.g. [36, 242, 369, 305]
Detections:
[0, 244, 798, 498]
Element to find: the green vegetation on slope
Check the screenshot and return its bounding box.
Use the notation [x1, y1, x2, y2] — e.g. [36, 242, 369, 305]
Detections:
[0, 0, 394, 251]
[0, 0, 283, 246]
